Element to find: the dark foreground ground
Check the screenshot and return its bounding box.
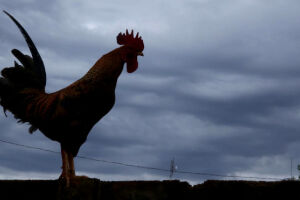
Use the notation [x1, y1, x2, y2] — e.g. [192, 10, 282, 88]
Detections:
[0, 178, 300, 200]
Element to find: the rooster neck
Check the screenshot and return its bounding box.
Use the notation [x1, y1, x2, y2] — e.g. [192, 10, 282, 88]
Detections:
[62, 47, 127, 98]
[84, 47, 126, 85]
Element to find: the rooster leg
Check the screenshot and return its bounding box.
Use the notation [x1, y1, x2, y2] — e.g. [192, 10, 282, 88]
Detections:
[67, 152, 76, 178]
[60, 147, 70, 186]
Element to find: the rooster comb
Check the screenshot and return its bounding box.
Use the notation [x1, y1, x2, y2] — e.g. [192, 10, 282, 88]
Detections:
[117, 29, 144, 52]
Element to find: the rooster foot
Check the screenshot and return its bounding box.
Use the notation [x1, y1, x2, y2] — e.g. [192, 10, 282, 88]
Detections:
[58, 176, 70, 187]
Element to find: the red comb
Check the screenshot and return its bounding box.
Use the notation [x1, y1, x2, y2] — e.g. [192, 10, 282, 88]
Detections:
[117, 29, 144, 52]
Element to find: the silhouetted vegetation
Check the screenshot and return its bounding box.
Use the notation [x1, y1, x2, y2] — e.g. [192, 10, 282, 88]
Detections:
[0, 178, 300, 200]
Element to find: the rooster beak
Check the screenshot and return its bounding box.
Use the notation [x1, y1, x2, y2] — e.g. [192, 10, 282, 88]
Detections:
[137, 52, 144, 56]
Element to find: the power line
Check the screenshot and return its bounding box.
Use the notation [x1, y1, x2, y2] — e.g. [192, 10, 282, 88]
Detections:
[0, 138, 285, 181]
[0, 138, 59, 154]
[0, 138, 171, 173]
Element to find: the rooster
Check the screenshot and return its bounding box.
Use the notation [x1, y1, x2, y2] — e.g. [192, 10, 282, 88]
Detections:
[0, 11, 144, 184]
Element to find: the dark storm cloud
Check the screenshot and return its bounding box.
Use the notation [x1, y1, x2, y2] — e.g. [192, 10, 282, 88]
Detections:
[1, 0, 300, 183]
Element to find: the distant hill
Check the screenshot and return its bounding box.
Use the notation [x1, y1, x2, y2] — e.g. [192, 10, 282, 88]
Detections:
[0, 178, 299, 200]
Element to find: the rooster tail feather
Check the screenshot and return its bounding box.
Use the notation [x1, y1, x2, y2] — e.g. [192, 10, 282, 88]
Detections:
[0, 11, 47, 91]
[3, 10, 46, 88]
[0, 11, 47, 130]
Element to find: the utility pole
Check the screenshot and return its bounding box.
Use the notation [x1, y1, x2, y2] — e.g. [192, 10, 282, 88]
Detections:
[298, 164, 300, 180]
[170, 158, 176, 179]
[291, 158, 294, 180]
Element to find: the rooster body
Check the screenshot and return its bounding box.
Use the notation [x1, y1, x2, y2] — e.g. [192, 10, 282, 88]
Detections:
[0, 11, 144, 184]
[18, 49, 125, 156]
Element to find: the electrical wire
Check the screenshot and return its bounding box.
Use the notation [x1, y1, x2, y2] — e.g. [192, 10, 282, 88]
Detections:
[0, 138, 285, 181]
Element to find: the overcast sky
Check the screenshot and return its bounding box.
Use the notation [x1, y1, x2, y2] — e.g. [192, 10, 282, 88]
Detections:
[0, 0, 300, 185]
